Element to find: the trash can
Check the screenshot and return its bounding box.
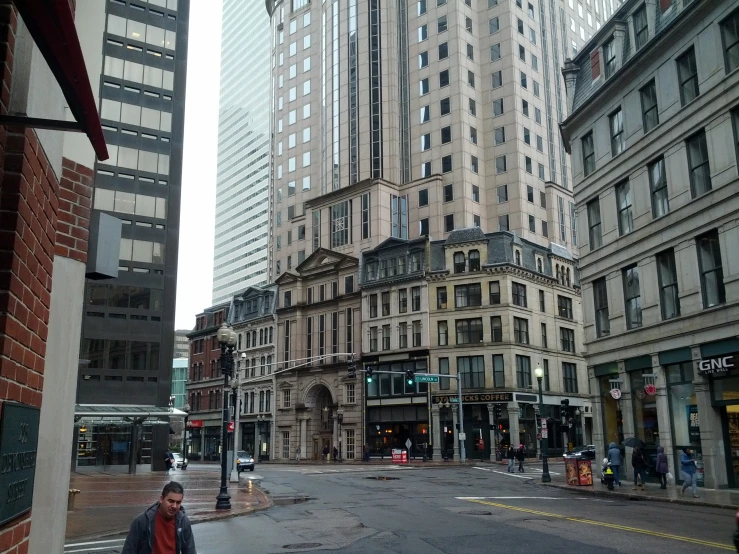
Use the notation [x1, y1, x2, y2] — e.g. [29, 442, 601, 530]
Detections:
[565, 457, 593, 486]
[68, 489, 81, 511]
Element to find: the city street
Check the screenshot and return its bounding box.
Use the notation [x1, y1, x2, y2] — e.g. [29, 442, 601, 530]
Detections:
[65, 462, 735, 553]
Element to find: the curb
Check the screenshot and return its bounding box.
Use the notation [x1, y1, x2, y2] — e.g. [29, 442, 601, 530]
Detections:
[540, 482, 738, 510]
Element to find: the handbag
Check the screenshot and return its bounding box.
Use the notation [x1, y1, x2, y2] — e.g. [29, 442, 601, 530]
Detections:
[666, 471, 673, 482]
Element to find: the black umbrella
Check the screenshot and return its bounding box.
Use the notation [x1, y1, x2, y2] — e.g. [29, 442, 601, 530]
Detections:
[622, 437, 646, 448]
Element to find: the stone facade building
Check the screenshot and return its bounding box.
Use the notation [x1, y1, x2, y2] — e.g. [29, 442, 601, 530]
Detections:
[561, 0, 739, 487]
[359, 238, 432, 458]
[426, 228, 587, 460]
[229, 284, 278, 460]
[274, 249, 362, 461]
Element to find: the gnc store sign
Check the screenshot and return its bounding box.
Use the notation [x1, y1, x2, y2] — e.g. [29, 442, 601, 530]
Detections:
[697, 356, 735, 376]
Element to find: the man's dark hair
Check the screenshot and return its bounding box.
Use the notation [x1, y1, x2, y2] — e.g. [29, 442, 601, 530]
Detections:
[162, 481, 184, 497]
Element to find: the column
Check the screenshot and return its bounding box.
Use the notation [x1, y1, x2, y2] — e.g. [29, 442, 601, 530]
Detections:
[590, 366, 606, 459]
[431, 405, 441, 460]
[653, 354, 675, 468]
[299, 418, 307, 458]
[695, 373, 729, 488]
[333, 416, 339, 456]
[486, 404, 497, 461]
[507, 402, 520, 448]
[618, 363, 635, 475]
[452, 407, 459, 460]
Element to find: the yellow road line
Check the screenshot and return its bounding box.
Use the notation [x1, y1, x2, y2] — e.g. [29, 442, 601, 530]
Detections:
[464, 499, 734, 551]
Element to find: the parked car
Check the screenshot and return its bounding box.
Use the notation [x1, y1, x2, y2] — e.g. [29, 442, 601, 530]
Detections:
[236, 451, 255, 473]
[172, 452, 187, 470]
[567, 445, 596, 460]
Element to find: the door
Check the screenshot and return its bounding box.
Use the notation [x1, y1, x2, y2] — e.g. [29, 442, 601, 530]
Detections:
[312, 439, 319, 461]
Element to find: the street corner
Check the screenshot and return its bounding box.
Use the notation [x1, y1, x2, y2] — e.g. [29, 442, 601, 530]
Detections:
[184, 482, 274, 523]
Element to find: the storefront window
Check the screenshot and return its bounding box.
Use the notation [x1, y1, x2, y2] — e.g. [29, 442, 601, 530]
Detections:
[599, 374, 624, 447]
[630, 370, 659, 446]
[666, 362, 701, 484]
[712, 375, 739, 403]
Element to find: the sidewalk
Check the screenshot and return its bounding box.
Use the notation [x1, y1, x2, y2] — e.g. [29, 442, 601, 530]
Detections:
[66, 467, 271, 541]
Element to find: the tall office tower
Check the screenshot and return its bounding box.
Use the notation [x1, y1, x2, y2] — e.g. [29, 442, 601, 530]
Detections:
[266, 0, 621, 275]
[76, 0, 189, 469]
[211, 0, 272, 303]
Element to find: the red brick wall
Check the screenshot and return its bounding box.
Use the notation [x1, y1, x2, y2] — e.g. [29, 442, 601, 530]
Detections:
[56, 158, 92, 264]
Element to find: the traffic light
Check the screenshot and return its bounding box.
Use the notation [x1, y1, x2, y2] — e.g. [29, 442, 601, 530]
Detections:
[365, 366, 374, 383]
[406, 369, 415, 385]
[494, 404, 502, 419]
[348, 355, 356, 378]
[560, 399, 569, 420]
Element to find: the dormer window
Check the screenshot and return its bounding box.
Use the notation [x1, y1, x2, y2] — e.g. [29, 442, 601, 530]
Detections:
[604, 37, 617, 78]
[566, 268, 572, 287]
[366, 261, 378, 280]
[410, 252, 422, 272]
[398, 256, 406, 274]
[633, 5, 648, 51]
[537, 258, 543, 273]
[469, 250, 481, 271]
[379, 259, 387, 278]
[514, 249, 521, 265]
[454, 252, 466, 273]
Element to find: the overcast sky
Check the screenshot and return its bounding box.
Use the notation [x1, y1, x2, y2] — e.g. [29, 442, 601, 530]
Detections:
[174, 0, 223, 330]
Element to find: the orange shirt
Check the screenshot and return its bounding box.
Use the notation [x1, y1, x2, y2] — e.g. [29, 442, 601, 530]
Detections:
[152, 510, 176, 554]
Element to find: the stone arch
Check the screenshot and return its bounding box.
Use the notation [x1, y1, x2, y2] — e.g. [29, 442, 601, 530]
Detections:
[302, 379, 337, 408]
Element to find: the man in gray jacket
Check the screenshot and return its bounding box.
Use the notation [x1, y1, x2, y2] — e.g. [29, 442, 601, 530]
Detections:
[607, 442, 622, 487]
[122, 481, 197, 554]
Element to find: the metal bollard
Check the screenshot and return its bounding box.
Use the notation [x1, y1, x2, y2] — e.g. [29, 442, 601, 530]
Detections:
[68, 489, 81, 511]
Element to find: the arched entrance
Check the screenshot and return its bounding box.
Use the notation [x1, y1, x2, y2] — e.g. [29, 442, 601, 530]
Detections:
[303, 383, 336, 461]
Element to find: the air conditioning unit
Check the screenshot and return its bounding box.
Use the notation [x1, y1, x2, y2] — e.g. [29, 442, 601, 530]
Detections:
[277, 22, 284, 31]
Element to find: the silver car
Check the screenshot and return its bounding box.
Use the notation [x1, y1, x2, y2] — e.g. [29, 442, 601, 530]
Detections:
[172, 452, 188, 469]
[236, 451, 255, 472]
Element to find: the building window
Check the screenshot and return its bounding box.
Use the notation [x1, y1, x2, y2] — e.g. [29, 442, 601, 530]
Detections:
[640, 80, 658, 133]
[282, 431, 290, 459]
[411, 287, 421, 311]
[345, 429, 355, 459]
[497, 184, 508, 202]
[516, 355, 531, 388]
[331, 201, 350, 247]
[604, 38, 616, 78]
[563, 362, 578, 393]
[593, 277, 610, 338]
[722, 9, 739, 73]
[696, 229, 726, 308]
[439, 357, 450, 390]
[420, 218, 429, 236]
[557, 295, 573, 319]
[623, 265, 642, 329]
[512, 282, 527, 307]
[616, 181, 633, 236]
[587, 199, 602, 249]
[458, 356, 485, 389]
[382, 292, 390, 316]
[687, 131, 711, 198]
[657, 249, 680, 320]
[649, 157, 669, 218]
[369, 294, 377, 318]
[346, 308, 353, 353]
[560, 327, 575, 353]
[541, 322, 548, 348]
[419, 189, 428, 206]
[489, 281, 501, 304]
[456, 318, 483, 344]
[491, 316, 502, 342]
[582, 132, 595, 176]
[361, 193, 371, 239]
[391, 195, 408, 239]
[454, 252, 466, 273]
[283, 390, 291, 408]
[382, 325, 391, 350]
[513, 317, 529, 344]
[398, 288, 408, 313]
[438, 321, 448, 346]
[610, 108, 624, 156]
[469, 250, 480, 271]
[455, 284, 482, 308]
[413, 320, 421, 346]
[677, 47, 699, 106]
[445, 214, 454, 232]
[436, 287, 447, 310]
[633, 5, 648, 50]
[492, 355, 505, 388]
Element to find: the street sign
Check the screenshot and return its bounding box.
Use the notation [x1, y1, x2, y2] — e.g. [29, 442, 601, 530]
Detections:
[414, 374, 439, 383]
[537, 433, 541, 441]
[228, 421, 235, 432]
[541, 428, 548, 439]
[458, 433, 466, 440]
[405, 438, 412, 450]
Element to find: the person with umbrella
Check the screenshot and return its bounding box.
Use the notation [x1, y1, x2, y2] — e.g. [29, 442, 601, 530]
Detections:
[622, 437, 647, 490]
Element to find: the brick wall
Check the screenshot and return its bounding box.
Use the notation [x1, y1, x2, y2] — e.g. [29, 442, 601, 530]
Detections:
[56, 158, 92, 264]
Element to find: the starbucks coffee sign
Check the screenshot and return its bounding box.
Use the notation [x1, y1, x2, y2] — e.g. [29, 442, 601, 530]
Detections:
[697, 356, 735, 375]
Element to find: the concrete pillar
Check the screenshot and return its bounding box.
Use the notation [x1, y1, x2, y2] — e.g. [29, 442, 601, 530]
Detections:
[431, 405, 441, 460]
[452, 408, 459, 460]
[486, 404, 497, 461]
[590, 366, 606, 461]
[299, 418, 307, 457]
[652, 355, 674, 463]
[508, 402, 520, 448]
[618, 364, 634, 474]
[695, 374, 728, 488]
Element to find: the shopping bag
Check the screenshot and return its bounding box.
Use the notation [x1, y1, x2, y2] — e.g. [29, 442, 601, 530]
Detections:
[666, 471, 673, 482]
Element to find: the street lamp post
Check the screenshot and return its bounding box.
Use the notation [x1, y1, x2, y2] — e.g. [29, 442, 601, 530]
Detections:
[256, 414, 265, 461]
[575, 408, 581, 447]
[533, 364, 551, 483]
[337, 409, 344, 461]
[216, 323, 236, 510]
[229, 373, 240, 483]
[182, 403, 190, 470]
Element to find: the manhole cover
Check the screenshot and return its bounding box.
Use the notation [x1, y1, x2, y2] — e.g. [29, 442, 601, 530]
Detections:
[460, 510, 492, 516]
[283, 543, 322, 549]
[365, 476, 399, 480]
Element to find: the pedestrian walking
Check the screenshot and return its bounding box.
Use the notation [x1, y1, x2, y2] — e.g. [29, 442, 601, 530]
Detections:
[516, 444, 526, 473]
[164, 451, 174, 475]
[121, 481, 196, 554]
[363, 443, 370, 463]
[680, 447, 699, 498]
[322, 444, 329, 463]
[631, 446, 647, 490]
[295, 445, 301, 463]
[655, 446, 669, 489]
[506, 446, 515, 473]
[332, 446, 339, 463]
[607, 442, 622, 487]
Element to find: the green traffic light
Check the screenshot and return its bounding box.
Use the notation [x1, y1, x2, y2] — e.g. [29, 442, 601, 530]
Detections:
[407, 379, 414, 385]
[366, 376, 373, 383]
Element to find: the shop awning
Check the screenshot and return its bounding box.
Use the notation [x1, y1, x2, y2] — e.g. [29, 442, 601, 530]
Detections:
[8, 0, 108, 160]
[74, 404, 187, 425]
